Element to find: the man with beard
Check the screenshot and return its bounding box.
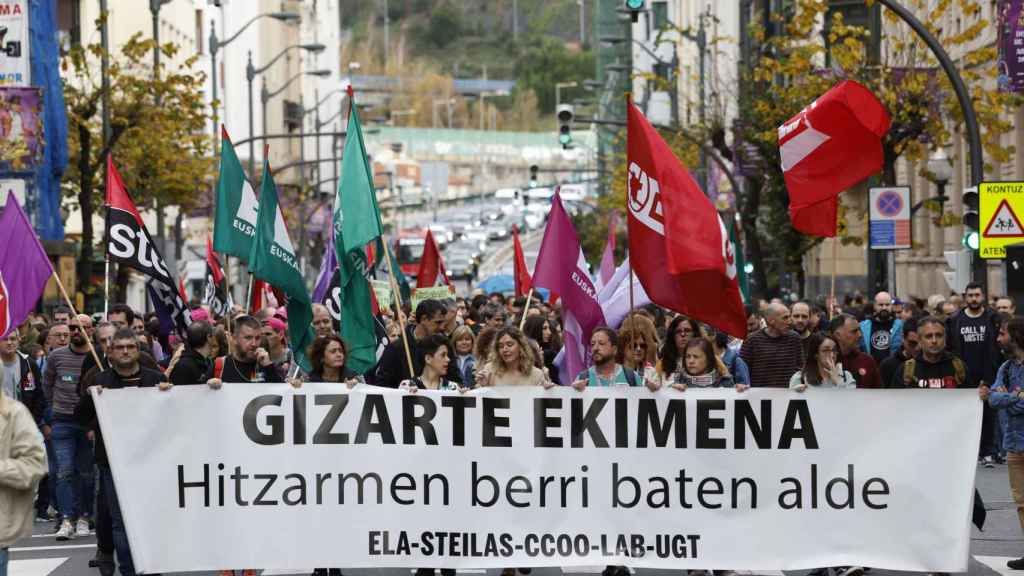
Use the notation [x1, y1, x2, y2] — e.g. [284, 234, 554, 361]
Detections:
[790, 301, 815, 340]
[947, 282, 1003, 466]
[375, 300, 463, 388]
[859, 291, 903, 364]
[879, 318, 919, 388]
[42, 314, 95, 541]
[76, 328, 170, 576]
[169, 321, 215, 385]
[206, 315, 284, 386]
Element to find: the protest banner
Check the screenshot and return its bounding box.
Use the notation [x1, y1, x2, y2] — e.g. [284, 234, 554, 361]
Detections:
[94, 385, 979, 574]
[411, 285, 456, 309]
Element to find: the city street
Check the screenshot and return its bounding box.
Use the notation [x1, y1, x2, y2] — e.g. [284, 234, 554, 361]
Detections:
[7, 466, 1024, 576]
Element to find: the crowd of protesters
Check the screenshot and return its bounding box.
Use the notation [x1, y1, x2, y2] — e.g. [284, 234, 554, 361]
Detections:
[2, 282, 1022, 576]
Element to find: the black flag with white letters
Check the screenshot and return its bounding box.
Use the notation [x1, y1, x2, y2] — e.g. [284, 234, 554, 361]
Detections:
[105, 157, 191, 337]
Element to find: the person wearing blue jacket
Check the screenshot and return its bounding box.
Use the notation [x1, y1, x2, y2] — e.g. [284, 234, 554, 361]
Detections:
[860, 291, 903, 364]
[983, 316, 1024, 570]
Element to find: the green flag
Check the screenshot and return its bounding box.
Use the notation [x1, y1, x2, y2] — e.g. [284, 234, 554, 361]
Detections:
[213, 128, 260, 262]
[728, 217, 750, 303]
[248, 158, 314, 373]
[334, 99, 385, 374]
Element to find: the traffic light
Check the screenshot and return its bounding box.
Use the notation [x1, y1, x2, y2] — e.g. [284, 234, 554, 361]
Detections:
[624, 0, 645, 22]
[529, 164, 539, 189]
[556, 104, 574, 149]
[962, 186, 979, 249]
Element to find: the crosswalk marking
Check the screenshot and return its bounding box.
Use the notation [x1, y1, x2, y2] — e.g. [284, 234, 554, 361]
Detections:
[976, 555, 1017, 576]
[10, 543, 96, 553]
[8, 557, 68, 576]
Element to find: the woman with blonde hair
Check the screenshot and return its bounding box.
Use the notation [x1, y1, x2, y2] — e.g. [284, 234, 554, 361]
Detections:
[475, 326, 549, 387]
[449, 325, 477, 385]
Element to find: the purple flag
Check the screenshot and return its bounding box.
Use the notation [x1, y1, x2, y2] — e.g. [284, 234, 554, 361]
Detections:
[532, 192, 607, 384]
[598, 212, 618, 288]
[312, 227, 338, 304]
[0, 194, 54, 338]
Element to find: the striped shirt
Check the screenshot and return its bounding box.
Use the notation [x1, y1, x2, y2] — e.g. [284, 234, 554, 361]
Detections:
[739, 329, 804, 388]
[42, 345, 88, 417]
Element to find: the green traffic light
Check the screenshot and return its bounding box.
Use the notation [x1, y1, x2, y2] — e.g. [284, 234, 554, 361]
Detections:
[963, 231, 980, 250]
[559, 132, 572, 145]
[625, 0, 644, 9]
[743, 263, 754, 274]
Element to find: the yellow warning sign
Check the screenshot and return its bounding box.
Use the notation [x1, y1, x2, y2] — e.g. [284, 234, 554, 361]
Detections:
[980, 181, 1024, 259]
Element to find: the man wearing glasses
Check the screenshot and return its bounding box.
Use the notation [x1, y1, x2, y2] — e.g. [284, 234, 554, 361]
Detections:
[77, 328, 170, 576]
[41, 314, 95, 541]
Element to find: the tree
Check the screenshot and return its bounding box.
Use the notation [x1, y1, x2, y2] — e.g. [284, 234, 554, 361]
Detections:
[515, 35, 595, 114]
[63, 30, 213, 300]
[730, 0, 1019, 297]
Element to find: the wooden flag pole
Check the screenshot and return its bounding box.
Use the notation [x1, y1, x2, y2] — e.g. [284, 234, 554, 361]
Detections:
[382, 243, 416, 379]
[830, 236, 838, 320]
[518, 288, 534, 331]
[51, 271, 103, 369]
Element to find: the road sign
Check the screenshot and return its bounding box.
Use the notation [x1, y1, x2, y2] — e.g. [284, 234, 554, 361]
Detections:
[980, 181, 1024, 258]
[869, 187, 911, 250]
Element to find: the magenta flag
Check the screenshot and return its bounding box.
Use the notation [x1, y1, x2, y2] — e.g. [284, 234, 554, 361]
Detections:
[598, 212, 618, 287]
[0, 194, 54, 337]
[532, 193, 607, 383]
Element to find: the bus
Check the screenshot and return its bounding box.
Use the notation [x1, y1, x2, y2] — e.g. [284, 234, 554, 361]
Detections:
[394, 228, 426, 279]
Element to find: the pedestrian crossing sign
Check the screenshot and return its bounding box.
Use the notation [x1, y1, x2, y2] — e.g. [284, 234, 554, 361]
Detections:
[980, 181, 1024, 258]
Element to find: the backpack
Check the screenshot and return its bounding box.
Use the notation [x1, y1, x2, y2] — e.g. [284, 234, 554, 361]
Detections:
[902, 357, 967, 388]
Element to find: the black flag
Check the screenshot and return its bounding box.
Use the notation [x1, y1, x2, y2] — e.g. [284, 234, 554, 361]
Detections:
[105, 157, 191, 336]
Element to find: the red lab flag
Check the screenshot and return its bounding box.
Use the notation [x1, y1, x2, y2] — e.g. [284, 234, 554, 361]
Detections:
[626, 100, 747, 338]
[415, 229, 451, 288]
[779, 80, 891, 237]
[512, 225, 532, 298]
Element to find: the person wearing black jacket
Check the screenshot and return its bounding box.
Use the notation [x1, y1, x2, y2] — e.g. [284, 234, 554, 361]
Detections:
[374, 300, 462, 388]
[880, 318, 919, 388]
[75, 328, 170, 576]
[169, 321, 214, 386]
[947, 283, 1003, 465]
[206, 316, 284, 386]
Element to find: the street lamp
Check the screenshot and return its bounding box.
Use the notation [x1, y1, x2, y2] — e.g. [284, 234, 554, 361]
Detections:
[209, 11, 299, 143]
[927, 147, 953, 234]
[261, 69, 331, 142]
[246, 43, 326, 176]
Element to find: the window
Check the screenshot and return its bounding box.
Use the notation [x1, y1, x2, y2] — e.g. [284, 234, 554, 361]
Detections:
[652, 1, 669, 31]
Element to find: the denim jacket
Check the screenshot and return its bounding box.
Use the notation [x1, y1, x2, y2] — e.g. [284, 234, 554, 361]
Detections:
[988, 359, 1024, 453]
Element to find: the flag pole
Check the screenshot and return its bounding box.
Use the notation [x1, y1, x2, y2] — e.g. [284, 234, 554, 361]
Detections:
[382, 243, 416, 379]
[518, 288, 534, 331]
[103, 254, 110, 317]
[830, 236, 837, 320]
[51, 271, 103, 369]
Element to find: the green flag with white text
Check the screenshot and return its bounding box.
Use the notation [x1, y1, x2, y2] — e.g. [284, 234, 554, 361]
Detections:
[248, 158, 314, 373]
[213, 127, 260, 262]
[334, 95, 384, 374]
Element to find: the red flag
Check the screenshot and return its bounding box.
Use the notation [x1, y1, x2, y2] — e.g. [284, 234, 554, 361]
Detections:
[250, 279, 265, 312]
[627, 100, 747, 338]
[512, 225, 532, 297]
[415, 229, 450, 288]
[205, 234, 224, 285]
[177, 276, 188, 303]
[780, 80, 891, 236]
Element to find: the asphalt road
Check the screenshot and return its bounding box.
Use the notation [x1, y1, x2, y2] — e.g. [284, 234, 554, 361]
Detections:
[9, 465, 1024, 576]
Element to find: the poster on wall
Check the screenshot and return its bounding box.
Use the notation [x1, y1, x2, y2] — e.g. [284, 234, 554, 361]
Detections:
[0, 86, 42, 170]
[1000, 0, 1024, 92]
[0, 1, 29, 86]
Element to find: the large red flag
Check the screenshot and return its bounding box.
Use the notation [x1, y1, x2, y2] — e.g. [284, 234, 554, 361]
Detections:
[626, 100, 746, 337]
[415, 229, 450, 288]
[780, 80, 891, 236]
[512, 225, 532, 297]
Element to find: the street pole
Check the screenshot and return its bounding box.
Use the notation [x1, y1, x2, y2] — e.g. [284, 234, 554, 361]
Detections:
[875, 0, 986, 289]
[314, 88, 322, 198]
[578, 0, 585, 47]
[261, 78, 268, 149]
[150, 0, 168, 269]
[101, 0, 111, 311]
[209, 21, 218, 147]
[247, 51, 256, 179]
[513, 0, 518, 42]
[383, 0, 390, 70]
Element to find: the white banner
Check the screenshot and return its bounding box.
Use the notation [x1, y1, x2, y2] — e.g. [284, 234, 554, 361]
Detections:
[94, 385, 981, 574]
